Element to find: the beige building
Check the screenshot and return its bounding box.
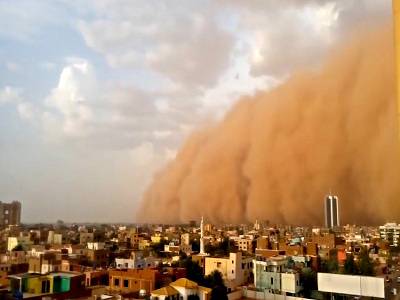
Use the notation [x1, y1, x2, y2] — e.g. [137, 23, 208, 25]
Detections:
[7, 236, 32, 251]
[79, 232, 94, 244]
[236, 238, 256, 254]
[151, 278, 211, 300]
[204, 252, 253, 289]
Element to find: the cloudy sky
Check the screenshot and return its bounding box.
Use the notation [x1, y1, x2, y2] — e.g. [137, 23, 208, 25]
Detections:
[0, 0, 391, 223]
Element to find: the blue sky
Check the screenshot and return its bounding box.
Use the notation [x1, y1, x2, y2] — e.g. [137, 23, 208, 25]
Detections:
[0, 0, 390, 222]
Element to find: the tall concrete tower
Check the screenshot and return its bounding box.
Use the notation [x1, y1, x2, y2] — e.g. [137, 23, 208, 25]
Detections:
[324, 194, 340, 228]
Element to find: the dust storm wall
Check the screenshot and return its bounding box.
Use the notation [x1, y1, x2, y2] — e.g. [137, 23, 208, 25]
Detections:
[138, 27, 399, 225]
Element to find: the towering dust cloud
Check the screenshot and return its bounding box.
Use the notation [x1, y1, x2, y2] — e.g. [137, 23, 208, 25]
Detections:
[138, 27, 400, 225]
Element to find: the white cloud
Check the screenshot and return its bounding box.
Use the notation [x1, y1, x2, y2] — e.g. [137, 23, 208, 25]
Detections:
[17, 102, 35, 121]
[0, 86, 22, 105]
[40, 61, 57, 71]
[130, 142, 155, 167]
[218, 0, 390, 77]
[78, 1, 235, 89]
[5, 61, 20, 72]
[45, 60, 96, 137]
[41, 57, 189, 150]
[153, 130, 173, 140]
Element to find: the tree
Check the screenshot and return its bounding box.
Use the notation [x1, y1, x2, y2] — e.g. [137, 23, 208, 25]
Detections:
[204, 270, 228, 300]
[205, 238, 236, 256]
[358, 248, 375, 276]
[300, 267, 317, 298]
[321, 256, 339, 273]
[323, 249, 339, 273]
[56, 219, 66, 229]
[343, 253, 358, 275]
[191, 239, 200, 252]
[204, 270, 224, 288]
[210, 285, 228, 300]
[12, 244, 24, 251]
[179, 258, 205, 284]
[150, 239, 168, 257]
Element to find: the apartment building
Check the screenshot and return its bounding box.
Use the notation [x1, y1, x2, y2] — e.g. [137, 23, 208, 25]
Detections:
[379, 223, 400, 246]
[109, 269, 158, 294]
[204, 252, 253, 289]
[253, 256, 302, 295]
[0, 201, 21, 227]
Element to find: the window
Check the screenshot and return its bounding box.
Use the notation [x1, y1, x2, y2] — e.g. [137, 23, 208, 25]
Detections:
[123, 279, 129, 288]
[271, 278, 273, 285]
[4, 210, 8, 215]
[232, 260, 234, 264]
[232, 270, 234, 274]
[217, 262, 221, 268]
[41, 280, 50, 293]
[114, 278, 120, 286]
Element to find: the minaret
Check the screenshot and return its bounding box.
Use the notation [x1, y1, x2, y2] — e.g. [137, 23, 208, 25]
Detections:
[200, 216, 205, 254]
[254, 219, 260, 231]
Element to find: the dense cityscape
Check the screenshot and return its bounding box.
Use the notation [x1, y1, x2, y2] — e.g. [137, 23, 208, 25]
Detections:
[0, 198, 395, 299]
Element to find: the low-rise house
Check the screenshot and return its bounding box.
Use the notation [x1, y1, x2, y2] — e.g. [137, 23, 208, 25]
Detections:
[115, 256, 157, 269]
[139, 239, 151, 250]
[28, 252, 62, 274]
[164, 243, 180, 254]
[85, 249, 109, 268]
[150, 278, 211, 300]
[85, 270, 109, 286]
[80, 232, 94, 245]
[87, 242, 105, 250]
[7, 237, 32, 252]
[109, 269, 158, 295]
[8, 271, 87, 298]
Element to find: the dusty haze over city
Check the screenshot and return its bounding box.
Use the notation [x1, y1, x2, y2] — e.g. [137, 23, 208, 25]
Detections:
[0, 0, 395, 223]
[139, 26, 399, 225]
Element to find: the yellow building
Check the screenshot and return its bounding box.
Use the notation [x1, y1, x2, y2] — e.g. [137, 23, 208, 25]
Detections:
[151, 278, 211, 300]
[9, 271, 85, 296]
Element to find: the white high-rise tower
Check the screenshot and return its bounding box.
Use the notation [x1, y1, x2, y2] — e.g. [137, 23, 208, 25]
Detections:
[324, 194, 340, 228]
